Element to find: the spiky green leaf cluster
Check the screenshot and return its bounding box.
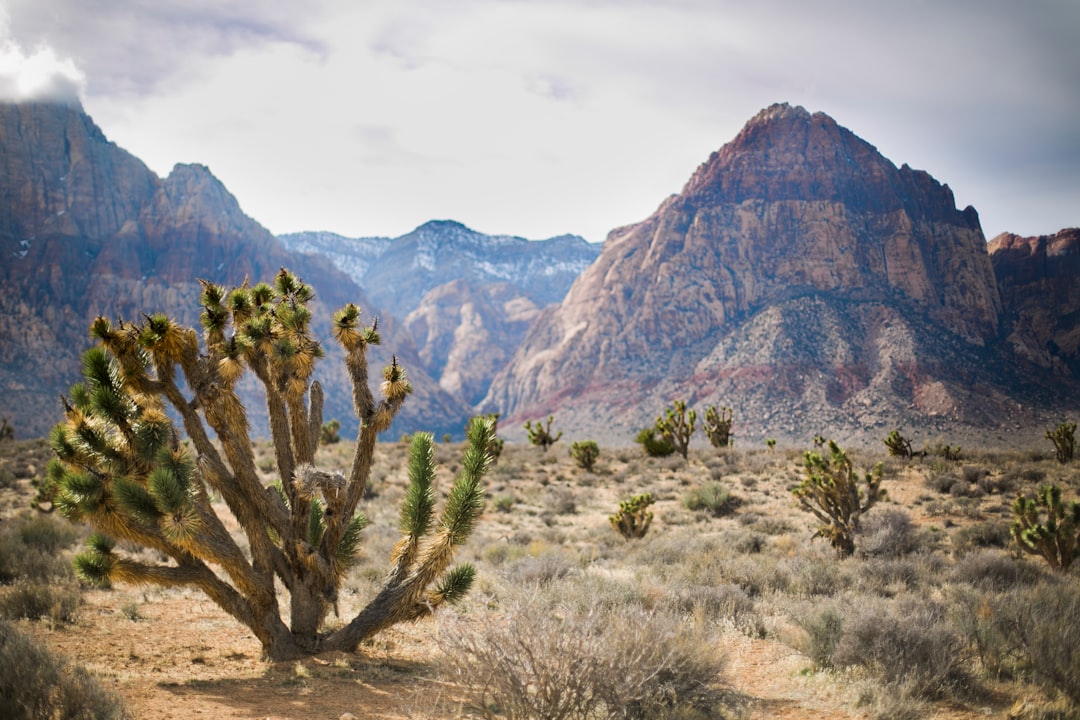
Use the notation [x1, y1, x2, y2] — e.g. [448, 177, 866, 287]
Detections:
[610, 492, 655, 540]
[1011, 485, 1080, 571]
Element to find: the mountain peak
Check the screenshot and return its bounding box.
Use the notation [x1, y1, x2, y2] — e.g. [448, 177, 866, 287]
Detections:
[746, 102, 811, 126]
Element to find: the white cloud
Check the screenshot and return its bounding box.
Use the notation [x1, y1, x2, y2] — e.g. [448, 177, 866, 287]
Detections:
[0, 19, 85, 102]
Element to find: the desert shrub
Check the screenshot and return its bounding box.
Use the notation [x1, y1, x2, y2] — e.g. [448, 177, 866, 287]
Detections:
[925, 469, 958, 494]
[544, 487, 577, 515]
[854, 556, 934, 597]
[0, 469, 15, 489]
[17, 512, 79, 554]
[951, 520, 1012, 555]
[438, 590, 729, 720]
[683, 481, 734, 517]
[832, 595, 970, 698]
[1021, 468, 1048, 484]
[855, 508, 921, 558]
[501, 552, 578, 587]
[492, 494, 515, 513]
[0, 620, 129, 720]
[666, 582, 756, 628]
[988, 578, 1080, 703]
[708, 554, 791, 598]
[861, 681, 929, 720]
[977, 472, 1017, 496]
[0, 581, 80, 623]
[950, 549, 1044, 591]
[784, 554, 854, 597]
[961, 465, 985, 484]
[635, 427, 677, 458]
[0, 514, 76, 583]
[794, 601, 844, 669]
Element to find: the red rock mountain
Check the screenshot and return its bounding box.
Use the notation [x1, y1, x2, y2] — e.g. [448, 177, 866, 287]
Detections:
[0, 101, 468, 438]
[484, 104, 1072, 446]
[989, 228, 1080, 376]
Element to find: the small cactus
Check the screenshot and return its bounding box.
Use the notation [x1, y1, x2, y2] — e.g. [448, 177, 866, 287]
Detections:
[1011, 485, 1079, 570]
[524, 415, 562, 452]
[570, 440, 600, 472]
[1046, 421, 1076, 464]
[610, 493, 655, 540]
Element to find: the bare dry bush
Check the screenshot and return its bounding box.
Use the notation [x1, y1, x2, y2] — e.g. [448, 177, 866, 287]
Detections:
[0, 620, 130, 719]
[438, 584, 732, 720]
[833, 594, 972, 699]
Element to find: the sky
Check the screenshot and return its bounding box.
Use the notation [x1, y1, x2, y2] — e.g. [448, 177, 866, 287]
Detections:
[0, 0, 1077, 244]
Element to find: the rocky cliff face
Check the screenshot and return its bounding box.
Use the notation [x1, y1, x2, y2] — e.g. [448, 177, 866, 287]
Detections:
[403, 280, 540, 407]
[989, 228, 1080, 376]
[279, 221, 599, 316]
[0, 101, 468, 439]
[484, 104, 1054, 446]
[280, 221, 599, 409]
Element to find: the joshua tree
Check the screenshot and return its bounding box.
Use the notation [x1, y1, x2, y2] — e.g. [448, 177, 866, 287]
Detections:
[1011, 485, 1079, 571]
[610, 493, 654, 540]
[524, 415, 562, 452]
[793, 440, 884, 557]
[702, 405, 733, 448]
[1046, 421, 1076, 464]
[883, 429, 913, 458]
[657, 400, 696, 460]
[43, 269, 494, 660]
[570, 440, 600, 472]
[0, 417, 12, 441]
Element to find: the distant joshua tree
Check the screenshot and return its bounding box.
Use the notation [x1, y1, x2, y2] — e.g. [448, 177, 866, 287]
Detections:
[702, 405, 733, 448]
[656, 400, 696, 460]
[42, 269, 494, 660]
[525, 415, 562, 452]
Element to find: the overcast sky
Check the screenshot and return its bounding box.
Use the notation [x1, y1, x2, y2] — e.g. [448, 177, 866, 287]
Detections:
[1, 0, 1077, 243]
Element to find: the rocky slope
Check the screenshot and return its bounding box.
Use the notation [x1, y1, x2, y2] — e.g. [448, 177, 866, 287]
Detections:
[484, 103, 1070, 447]
[280, 221, 599, 407]
[0, 101, 468, 439]
[402, 280, 541, 407]
[279, 222, 599, 316]
[989, 228, 1080, 376]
